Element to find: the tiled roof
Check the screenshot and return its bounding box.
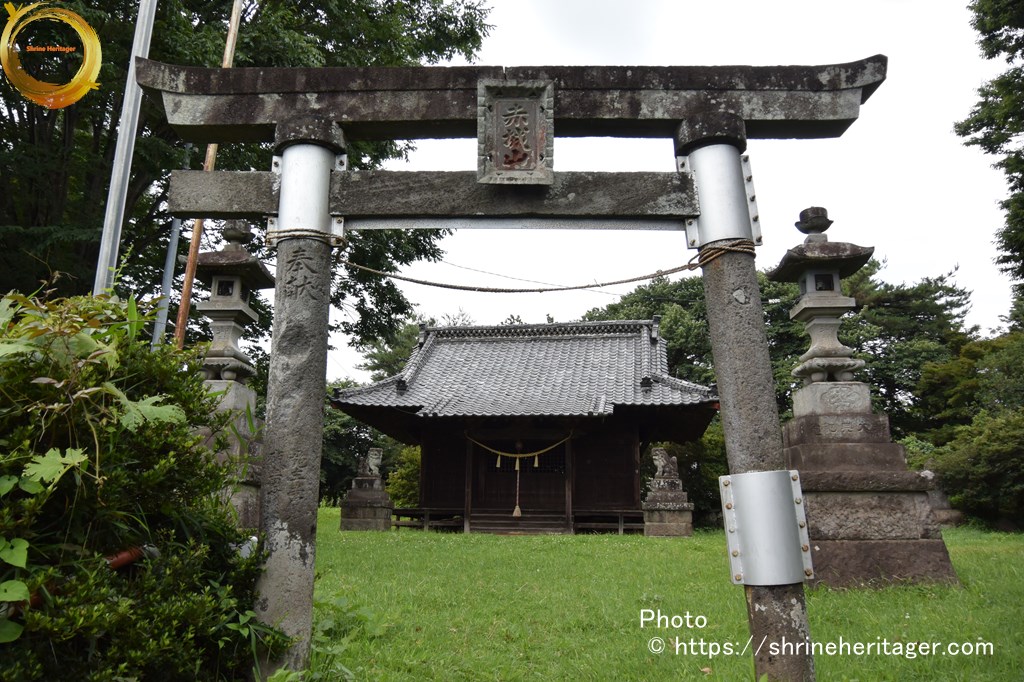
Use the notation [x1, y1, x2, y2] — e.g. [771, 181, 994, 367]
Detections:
[332, 320, 716, 418]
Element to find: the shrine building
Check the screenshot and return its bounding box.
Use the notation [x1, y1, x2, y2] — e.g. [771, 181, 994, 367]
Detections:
[330, 319, 718, 533]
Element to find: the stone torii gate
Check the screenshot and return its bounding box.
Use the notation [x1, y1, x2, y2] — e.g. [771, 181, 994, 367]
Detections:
[138, 55, 886, 679]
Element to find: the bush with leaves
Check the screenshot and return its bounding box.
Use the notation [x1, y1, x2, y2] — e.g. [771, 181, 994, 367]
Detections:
[385, 446, 422, 508]
[0, 292, 287, 680]
[928, 408, 1024, 530]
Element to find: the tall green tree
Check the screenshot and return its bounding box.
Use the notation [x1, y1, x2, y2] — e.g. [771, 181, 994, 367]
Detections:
[0, 0, 490, 346]
[582, 273, 806, 413]
[929, 407, 1024, 528]
[583, 262, 975, 437]
[356, 318, 429, 381]
[915, 329, 1024, 528]
[957, 0, 1024, 301]
[916, 330, 1024, 443]
[354, 310, 479, 381]
[840, 261, 976, 436]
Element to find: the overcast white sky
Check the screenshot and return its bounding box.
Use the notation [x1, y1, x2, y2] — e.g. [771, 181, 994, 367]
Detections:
[326, 0, 1012, 382]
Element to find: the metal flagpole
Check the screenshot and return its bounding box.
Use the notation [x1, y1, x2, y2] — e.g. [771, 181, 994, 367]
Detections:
[93, 0, 159, 295]
[173, 0, 244, 348]
[152, 144, 193, 346]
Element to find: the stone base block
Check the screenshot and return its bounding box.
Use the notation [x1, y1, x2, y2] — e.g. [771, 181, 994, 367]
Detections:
[784, 413, 892, 447]
[206, 379, 258, 413]
[340, 503, 392, 531]
[928, 489, 965, 526]
[643, 497, 694, 511]
[643, 509, 693, 537]
[792, 382, 871, 417]
[809, 539, 958, 587]
[803, 491, 939, 540]
[340, 478, 393, 531]
[228, 482, 261, 530]
[352, 476, 385, 491]
[930, 509, 965, 526]
[341, 516, 392, 532]
[784, 442, 907, 472]
[341, 491, 391, 506]
[799, 470, 934, 492]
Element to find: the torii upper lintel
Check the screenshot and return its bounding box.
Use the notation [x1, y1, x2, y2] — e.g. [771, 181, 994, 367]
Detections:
[135, 55, 886, 144]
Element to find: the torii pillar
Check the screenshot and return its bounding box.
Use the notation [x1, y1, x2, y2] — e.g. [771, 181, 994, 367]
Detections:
[678, 113, 814, 680]
[256, 119, 346, 671]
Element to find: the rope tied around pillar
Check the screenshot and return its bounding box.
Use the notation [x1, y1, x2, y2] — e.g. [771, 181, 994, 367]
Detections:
[266, 225, 347, 248]
[696, 238, 756, 265]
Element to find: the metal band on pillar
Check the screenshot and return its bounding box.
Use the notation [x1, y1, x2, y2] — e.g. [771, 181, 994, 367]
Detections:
[676, 113, 761, 250]
[268, 120, 347, 247]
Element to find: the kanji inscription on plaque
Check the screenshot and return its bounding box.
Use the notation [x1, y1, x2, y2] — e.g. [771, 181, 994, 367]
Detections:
[477, 79, 554, 185]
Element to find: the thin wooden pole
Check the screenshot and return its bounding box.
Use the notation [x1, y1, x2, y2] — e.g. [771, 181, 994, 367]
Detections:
[173, 0, 243, 348]
[564, 438, 573, 533]
[464, 437, 473, 533]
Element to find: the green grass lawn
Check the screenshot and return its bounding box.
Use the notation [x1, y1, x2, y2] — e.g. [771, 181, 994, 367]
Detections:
[312, 509, 1023, 681]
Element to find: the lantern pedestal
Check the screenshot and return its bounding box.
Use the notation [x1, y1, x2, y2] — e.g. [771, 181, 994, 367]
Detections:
[783, 382, 957, 586]
[195, 221, 275, 531]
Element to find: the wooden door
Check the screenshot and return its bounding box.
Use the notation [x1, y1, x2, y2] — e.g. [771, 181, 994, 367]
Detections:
[473, 441, 565, 513]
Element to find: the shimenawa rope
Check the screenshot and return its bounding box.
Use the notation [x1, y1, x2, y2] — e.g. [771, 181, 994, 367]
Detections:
[465, 432, 574, 517]
[342, 239, 756, 294]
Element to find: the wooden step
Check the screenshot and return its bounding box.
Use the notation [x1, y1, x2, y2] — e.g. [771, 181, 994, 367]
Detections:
[470, 511, 569, 534]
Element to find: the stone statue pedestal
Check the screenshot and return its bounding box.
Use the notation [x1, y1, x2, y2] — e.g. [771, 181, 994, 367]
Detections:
[341, 448, 393, 531]
[340, 477, 393, 532]
[783, 382, 957, 586]
[643, 449, 694, 537]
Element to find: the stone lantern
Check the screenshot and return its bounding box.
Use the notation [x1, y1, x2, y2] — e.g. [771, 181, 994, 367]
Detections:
[768, 207, 956, 586]
[769, 206, 873, 387]
[195, 220, 275, 382]
[195, 220, 275, 529]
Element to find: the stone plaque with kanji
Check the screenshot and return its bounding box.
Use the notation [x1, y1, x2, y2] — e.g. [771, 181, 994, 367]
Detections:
[477, 79, 554, 185]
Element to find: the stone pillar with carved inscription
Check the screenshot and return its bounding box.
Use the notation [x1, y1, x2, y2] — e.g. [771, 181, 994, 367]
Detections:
[255, 119, 347, 673]
[678, 115, 815, 682]
[770, 208, 957, 587]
